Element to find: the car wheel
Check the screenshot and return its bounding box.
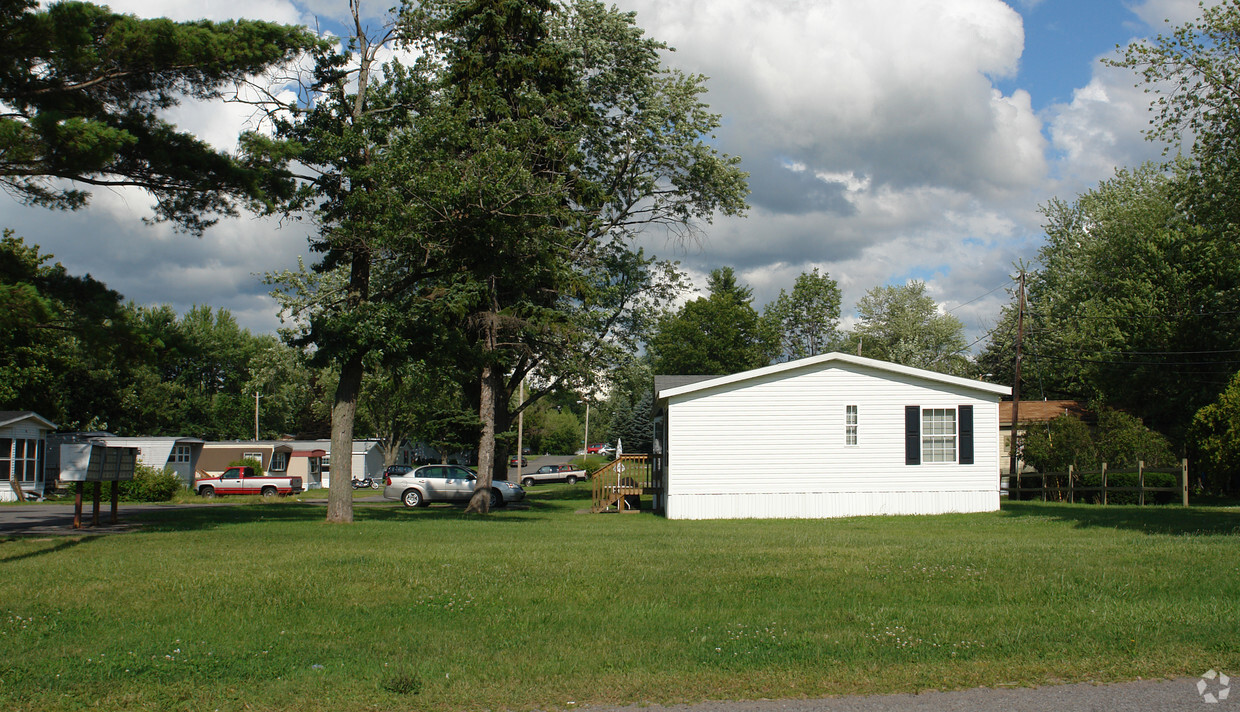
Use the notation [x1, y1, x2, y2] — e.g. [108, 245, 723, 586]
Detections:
[403, 489, 423, 508]
[566, 475, 578, 485]
[199, 486, 215, 498]
[489, 488, 503, 509]
[521, 477, 534, 487]
[261, 486, 278, 497]
[371, 479, 382, 489]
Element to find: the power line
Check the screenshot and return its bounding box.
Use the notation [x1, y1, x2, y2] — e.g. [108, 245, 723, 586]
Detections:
[946, 278, 1016, 315]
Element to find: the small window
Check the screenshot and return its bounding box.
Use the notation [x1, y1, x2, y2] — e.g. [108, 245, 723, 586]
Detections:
[845, 405, 858, 445]
[308, 457, 321, 475]
[270, 452, 288, 471]
[922, 408, 957, 463]
[171, 445, 191, 463]
[242, 451, 262, 462]
[0, 437, 10, 481]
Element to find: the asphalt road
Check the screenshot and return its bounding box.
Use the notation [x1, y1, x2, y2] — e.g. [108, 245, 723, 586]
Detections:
[589, 677, 1231, 712]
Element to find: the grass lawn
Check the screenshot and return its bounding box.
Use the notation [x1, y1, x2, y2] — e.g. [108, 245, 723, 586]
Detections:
[1, 489, 1238, 712]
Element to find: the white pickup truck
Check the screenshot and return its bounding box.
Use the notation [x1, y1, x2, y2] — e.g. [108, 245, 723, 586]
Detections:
[195, 466, 303, 497]
[518, 464, 588, 486]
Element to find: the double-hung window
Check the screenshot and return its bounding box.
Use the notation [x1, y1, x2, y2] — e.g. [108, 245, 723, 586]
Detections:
[171, 445, 191, 463]
[921, 408, 957, 463]
[845, 405, 858, 445]
[270, 452, 289, 472]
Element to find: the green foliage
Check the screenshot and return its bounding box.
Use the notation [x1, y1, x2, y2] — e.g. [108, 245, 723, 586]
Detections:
[609, 389, 654, 453]
[0, 0, 316, 232]
[530, 406, 582, 455]
[764, 268, 842, 361]
[978, 164, 1238, 443]
[116, 464, 183, 502]
[650, 267, 777, 375]
[1019, 407, 1175, 476]
[0, 232, 144, 429]
[1020, 414, 1096, 473]
[1188, 370, 1240, 493]
[228, 458, 264, 477]
[844, 280, 969, 375]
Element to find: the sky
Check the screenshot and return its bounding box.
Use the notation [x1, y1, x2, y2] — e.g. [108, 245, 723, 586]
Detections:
[1, 0, 1215, 348]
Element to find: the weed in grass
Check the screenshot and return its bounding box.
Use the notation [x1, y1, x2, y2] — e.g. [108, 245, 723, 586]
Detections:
[382, 670, 423, 695]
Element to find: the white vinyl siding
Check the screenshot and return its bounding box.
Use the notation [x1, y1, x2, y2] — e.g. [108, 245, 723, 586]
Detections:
[845, 405, 858, 445]
[921, 408, 956, 463]
[661, 358, 1003, 519]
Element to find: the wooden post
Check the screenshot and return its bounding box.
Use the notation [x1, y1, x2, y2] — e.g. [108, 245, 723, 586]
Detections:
[73, 482, 84, 529]
[110, 480, 120, 524]
[1068, 464, 1075, 504]
[1101, 463, 1108, 506]
[91, 481, 102, 527]
[1138, 460, 1145, 506]
[1181, 458, 1189, 507]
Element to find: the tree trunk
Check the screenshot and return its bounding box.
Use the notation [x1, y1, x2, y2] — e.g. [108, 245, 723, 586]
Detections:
[465, 361, 501, 514]
[327, 356, 363, 523]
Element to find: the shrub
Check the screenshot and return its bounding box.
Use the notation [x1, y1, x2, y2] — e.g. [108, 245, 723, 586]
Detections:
[1188, 371, 1240, 494]
[228, 458, 264, 476]
[118, 464, 183, 502]
[1019, 405, 1175, 474]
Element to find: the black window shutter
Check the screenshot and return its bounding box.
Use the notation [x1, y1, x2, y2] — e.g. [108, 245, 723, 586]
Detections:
[905, 406, 920, 465]
[958, 405, 974, 465]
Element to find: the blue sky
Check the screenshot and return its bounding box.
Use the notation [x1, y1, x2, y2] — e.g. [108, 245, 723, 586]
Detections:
[0, 0, 1213, 347]
[1001, 1, 1138, 110]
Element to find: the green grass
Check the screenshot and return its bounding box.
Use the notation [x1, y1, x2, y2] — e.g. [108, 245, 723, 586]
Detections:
[1, 492, 1238, 711]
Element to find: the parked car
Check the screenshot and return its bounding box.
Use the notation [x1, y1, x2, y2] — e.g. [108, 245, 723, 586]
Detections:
[384, 464, 414, 478]
[520, 464, 588, 486]
[383, 464, 525, 509]
[586, 443, 615, 455]
[508, 455, 528, 467]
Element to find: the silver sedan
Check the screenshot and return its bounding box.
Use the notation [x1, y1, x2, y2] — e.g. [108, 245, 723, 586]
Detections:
[383, 464, 525, 509]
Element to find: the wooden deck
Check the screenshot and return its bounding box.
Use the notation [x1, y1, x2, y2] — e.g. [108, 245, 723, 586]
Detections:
[590, 455, 660, 513]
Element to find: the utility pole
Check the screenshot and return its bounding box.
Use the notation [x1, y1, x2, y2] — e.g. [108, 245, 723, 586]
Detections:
[1007, 271, 1026, 498]
[515, 377, 525, 481]
[254, 391, 261, 441]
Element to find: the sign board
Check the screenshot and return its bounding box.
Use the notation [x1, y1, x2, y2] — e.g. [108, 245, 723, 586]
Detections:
[59, 443, 138, 482]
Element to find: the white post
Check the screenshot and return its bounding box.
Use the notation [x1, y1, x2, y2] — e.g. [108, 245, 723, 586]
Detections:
[583, 401, 590, 456]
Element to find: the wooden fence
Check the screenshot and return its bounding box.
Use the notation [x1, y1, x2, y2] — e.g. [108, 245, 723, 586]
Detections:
[1006, 459, 1189, 506]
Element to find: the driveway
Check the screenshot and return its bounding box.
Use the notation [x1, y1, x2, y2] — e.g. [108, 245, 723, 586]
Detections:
[0, 502, 228, 536]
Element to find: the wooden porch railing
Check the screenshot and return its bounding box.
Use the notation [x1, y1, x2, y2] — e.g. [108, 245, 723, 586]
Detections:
[591, 454, 655, 513]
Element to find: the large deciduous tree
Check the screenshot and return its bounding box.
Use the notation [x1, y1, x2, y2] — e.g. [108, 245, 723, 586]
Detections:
[0, 0, 316, 233]
[764, 268, 842, 362]
[650, 267, 775, 376]
[844, 280, 968, 375]
[976, 164, 1240, 443]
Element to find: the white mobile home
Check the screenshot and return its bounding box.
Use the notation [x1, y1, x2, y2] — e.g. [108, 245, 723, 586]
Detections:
[0, 411, 56, 501]
[654, 353, 1010, 520]
[94, 437, 205, 488]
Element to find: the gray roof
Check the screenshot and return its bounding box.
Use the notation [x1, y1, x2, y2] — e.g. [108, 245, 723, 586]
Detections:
[0, 411, 57, 429]
[654, 375, 719, 399]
